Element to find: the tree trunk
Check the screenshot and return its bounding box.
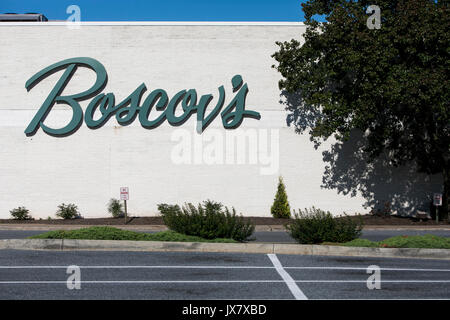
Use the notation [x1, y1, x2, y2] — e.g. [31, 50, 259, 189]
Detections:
[443, 165, 449, 221]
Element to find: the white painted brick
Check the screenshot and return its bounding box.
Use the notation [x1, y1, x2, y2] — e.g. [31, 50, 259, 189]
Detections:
[0, 24, 432, 219]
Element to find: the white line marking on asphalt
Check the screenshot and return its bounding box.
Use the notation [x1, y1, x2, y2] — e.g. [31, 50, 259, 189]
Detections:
[267, 254, 308, 300]
[1, 266, 450, 272]
[1, 281, 284, 284]
[1, 280, 448, 284]
[0, 266, 272, 269]
[284, 267, 450, 272]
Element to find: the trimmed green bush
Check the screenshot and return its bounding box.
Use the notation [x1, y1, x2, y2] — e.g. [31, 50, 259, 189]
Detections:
[107, 198, 124, 218]
[56, 203, 81, 219]
[158, 200, 255, 242]
[271, 176, 291, 218]
[286, 207, 363, 244]
[10, 206, 33, 220]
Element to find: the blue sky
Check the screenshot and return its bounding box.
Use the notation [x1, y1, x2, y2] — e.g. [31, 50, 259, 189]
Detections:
[1, 0, 308, 21]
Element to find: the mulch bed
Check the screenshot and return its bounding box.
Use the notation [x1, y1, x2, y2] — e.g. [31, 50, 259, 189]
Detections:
[0, 215, 448, 226]
[343, 214, 448, 226]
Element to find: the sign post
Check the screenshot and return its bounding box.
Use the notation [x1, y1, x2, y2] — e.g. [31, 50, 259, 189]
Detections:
[120, 187, 129, 224]
[433, 193, 442, 223]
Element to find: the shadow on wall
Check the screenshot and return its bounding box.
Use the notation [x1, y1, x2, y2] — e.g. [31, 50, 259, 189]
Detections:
[281, 91, 443, 216]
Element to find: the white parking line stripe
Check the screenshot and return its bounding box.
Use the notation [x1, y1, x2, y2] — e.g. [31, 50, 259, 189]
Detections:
[0, 266, 273, 269]
[284, 267, 450, 272]
[1, 266, 449, 271]
[1, 281, 284, 284]
[1, 280, 448, 284]
[267, 254, 308, 300]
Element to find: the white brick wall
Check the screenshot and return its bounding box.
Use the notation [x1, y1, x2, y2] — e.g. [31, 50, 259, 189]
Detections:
[0, 23, 414, 218]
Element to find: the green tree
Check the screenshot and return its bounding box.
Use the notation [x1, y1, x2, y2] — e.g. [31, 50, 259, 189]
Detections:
[272, 0, 449, 219]
[271, 176, 291, 218]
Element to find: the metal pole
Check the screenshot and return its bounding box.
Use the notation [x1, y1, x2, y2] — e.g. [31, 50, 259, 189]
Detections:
[124, 199, 128, 224]
[436, 205, 439, 224]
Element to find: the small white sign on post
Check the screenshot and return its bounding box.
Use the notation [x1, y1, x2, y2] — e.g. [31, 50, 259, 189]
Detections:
[120, 187, 129, 200]
[120, 187, 129, 224]
[433, 193, 442, 206]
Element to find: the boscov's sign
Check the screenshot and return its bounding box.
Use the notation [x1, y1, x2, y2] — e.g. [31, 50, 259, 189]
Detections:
[24, 57, 261, 137]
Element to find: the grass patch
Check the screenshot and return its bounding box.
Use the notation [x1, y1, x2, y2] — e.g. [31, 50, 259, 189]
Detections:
[340, 234, 450, 249]
[28, 226, 237, 243]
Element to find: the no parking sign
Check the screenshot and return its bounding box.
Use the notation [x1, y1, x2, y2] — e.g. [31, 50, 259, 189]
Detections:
[120, 187, 129, 223]
[433, 193, 442, 206]
[120, 187, 129, 200]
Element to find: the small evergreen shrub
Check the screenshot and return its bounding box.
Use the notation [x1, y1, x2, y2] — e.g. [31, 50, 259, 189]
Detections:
[157, 200, 255, 242]
[286, 207, 363, 244]
[56, 203, 81, 219]
[107, 198, 124, 218]
[271, 176, 291, 218]
[10, 206, 33, 220]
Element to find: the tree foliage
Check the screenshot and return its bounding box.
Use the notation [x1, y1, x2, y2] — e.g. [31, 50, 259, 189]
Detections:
[272, 0, 449, 218]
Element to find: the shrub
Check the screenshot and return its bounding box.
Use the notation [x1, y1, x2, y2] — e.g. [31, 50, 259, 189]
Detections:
[157, 200, 255, 242]
[56, 203, 81, 219]
[10, 206, 33, 220]
[286, 207, 363, 244]
[29, 227, 237, 243]
[107, 198, 124, 218]
[271, 176, 291, 218]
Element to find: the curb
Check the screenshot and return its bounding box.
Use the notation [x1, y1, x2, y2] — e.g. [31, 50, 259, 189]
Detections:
[1, 239, 449, 260]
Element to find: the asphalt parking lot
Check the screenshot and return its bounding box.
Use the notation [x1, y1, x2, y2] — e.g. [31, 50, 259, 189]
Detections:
[0, 249, 449, 299]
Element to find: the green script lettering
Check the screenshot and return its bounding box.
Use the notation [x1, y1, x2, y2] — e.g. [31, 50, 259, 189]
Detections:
[25, 57, 261, 137]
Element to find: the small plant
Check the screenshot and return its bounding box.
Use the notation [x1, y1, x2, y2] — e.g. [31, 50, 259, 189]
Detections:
[107, 198, 124, 218]
[158, 200, 255, 242]
[10, 206, 33, 220]
[286, 207, 363, 244]
[271, 176, 291, 218]
[56, 203, 81, 219]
